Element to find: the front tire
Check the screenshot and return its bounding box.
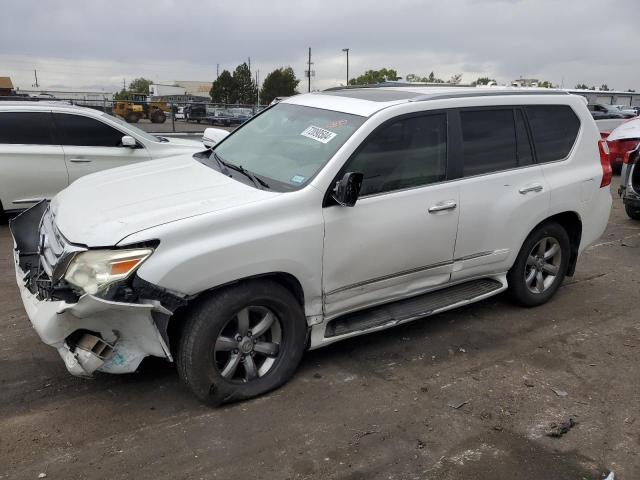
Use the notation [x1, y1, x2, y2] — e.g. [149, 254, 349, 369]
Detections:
[177, 280, 307, 406]
[507, 222, 570, 307]
[625, 203, 640, 220]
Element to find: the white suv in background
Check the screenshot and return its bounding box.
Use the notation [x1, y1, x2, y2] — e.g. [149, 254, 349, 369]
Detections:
[0, 102, 202, 214]
[10, 87, 612, 405]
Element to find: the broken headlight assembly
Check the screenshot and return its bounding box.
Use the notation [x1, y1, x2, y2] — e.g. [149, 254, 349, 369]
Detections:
[64, 248, 153, 295]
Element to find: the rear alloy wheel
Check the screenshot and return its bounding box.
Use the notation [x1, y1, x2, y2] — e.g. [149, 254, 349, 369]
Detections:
[177, 280, 307, 405]
[508, 222, 570, 307]
[625, 203, 640, 220]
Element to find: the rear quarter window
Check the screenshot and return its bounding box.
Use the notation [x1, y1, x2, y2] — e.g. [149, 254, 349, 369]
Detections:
[526, 105, 580, 163]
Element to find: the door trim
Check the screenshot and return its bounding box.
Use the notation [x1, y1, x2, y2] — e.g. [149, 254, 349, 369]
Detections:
[324, 250, 495, 296]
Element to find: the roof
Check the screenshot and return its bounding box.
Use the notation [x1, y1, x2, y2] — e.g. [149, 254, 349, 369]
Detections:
[0, 77, 14, 89]
[0, 101, 100, 114]
[284, 85, 570, 117]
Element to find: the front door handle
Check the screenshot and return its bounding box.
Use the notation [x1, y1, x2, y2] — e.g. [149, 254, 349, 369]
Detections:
[69, 158, 92, 163]
[428, 200, 457, 213]
[519, 183, 543, 194]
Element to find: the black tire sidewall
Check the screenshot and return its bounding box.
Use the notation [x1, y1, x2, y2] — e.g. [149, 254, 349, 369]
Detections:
[625, 203, 640, 220]
[507, 222, 570, 307]
[178, 280, 307, 405]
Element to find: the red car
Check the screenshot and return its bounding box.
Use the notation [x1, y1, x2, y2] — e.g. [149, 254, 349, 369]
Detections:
[602, 122, 640, 173]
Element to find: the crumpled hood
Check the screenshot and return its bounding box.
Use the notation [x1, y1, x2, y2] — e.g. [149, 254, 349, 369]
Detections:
[52, 155, 278, 246]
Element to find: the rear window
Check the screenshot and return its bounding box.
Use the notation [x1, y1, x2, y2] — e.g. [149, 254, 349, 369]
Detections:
[526, 106, 580, 163]
[0, 111, 54, 145]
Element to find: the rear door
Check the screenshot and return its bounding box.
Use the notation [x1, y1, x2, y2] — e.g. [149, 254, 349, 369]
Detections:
[0, 111, 68, 211]
[451, 107, 549, 281]
[53, 113, 151, 184]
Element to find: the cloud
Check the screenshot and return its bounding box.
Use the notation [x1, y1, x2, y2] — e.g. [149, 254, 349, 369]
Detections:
[2, 0, 638, 92]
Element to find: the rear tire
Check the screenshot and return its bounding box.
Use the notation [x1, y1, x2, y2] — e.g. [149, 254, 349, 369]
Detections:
[625, 203, 640, 220]
[507, 222, 570, 307]
[177, 280, 307, 406]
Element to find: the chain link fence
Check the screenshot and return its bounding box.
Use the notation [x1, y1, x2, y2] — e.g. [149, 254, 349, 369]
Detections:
[0, 96, 268, 133]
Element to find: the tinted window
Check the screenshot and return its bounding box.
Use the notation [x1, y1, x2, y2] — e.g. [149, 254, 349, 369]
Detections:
[0, 112, 54, 145]
[526, 105, 580, 162]
[346, 114, 447, 196]
[461, 109, 517, 176]
[54, 113, 124, 147]
[515, 109, 533, 166]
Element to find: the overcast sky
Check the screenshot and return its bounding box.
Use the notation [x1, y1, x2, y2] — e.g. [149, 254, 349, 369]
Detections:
[1, 0, 638, 93]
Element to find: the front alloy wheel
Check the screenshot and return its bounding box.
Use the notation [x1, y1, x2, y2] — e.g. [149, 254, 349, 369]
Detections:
[177, 280, 307, 405]
[214, 306, 282, 382]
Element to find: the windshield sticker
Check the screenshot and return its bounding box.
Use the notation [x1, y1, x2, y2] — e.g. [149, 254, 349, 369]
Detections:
[290, 175, 306, 184]
[301, 125, 337, 144]
[325, 119, 348, 129]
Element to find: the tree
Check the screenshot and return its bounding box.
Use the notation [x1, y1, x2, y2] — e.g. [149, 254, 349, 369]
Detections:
[471, 77, 496, 86]
[600, 84, 611, 91]
[233, 62, 257, 105]
[259, 67, 299, 105]
[448, 74, 463, 85]
[349, 68, 399, 85]
[537, 80, 554, 88]
[128, 77, 152, 95]
[114, 88, 129, 100]
[210, 70, 238, 104]
[404, 72, 447, 83]
[574, 83, 589, 90]
[627, 89, 637, 93]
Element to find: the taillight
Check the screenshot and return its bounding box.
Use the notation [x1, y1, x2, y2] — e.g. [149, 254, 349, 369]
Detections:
[598, 139, 612, 188]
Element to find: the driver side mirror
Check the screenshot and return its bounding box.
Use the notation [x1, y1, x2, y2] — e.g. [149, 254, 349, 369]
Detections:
[332, 172, 364, 207]
[121, 135, 138, 148]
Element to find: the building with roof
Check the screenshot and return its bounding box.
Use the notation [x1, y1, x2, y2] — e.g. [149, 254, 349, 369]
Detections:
[0, 77, 15, 96]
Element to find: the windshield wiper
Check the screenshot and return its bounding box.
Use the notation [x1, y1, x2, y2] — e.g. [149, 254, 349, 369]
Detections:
[212, 152, 231, 176]
[220, 160, 270, 190]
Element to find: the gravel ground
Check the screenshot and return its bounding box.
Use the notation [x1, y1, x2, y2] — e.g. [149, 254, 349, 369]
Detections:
[0, 182, 638, 480]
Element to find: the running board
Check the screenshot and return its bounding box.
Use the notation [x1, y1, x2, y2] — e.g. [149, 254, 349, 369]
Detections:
[324, 278, 503, 338]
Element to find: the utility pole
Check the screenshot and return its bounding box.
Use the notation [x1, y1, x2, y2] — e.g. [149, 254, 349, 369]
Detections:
[33, 69, 39, 88]
[256, 70, 260, 106]
[307, 47, 312, 93]
[342, 48, 349, 86]
[248, 57, 251, 74]
[216, 64, 219, 79]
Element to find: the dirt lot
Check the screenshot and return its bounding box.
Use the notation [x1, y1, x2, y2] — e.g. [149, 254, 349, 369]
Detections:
[1, 182, 639, 480]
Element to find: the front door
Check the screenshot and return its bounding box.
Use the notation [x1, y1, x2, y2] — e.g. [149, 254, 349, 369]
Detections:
[53, 113, 150, 184]
[322, 112, 459, 317]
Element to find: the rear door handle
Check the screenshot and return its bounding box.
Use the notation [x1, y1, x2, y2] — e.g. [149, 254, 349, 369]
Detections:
[428, 200, 457, 213]
[69, 158, 92, 163]
[519, 183, 543, 194]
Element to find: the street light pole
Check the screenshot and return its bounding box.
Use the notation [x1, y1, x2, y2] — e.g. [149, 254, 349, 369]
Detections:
[342, 48, 349, 86]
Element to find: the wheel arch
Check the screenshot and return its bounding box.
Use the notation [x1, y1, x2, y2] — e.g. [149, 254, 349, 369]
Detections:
[166, 271, 307, 355]
[533, 211, 582, 276]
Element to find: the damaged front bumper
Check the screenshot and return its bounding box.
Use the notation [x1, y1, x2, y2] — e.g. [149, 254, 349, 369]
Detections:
[10, 201, 176, 377]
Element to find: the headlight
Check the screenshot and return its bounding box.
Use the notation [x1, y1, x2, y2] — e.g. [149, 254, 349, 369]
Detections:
[64, 248, 153, 295]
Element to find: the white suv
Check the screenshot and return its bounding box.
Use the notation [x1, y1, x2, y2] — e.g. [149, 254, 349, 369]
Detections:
[10, 87, 612, 405]
[0, 102, 202, 214]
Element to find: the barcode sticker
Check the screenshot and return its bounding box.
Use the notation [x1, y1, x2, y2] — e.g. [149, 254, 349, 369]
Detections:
[300, 125, 337, 144]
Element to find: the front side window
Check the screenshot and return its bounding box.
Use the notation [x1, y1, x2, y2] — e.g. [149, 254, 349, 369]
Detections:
[0, 112, 54, 145]
[525, 105, 580, 163]
[211, 103, 366, 190]
[461, 109, 518, 177]
[54, 113, 124, 147]
[345, 113, 447, 196]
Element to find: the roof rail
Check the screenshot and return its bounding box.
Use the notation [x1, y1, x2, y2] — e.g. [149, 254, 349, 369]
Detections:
[323, 82, 468, 92]
[410, 89, 570, 102]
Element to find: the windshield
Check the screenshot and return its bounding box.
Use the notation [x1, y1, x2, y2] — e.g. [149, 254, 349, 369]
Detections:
[103, 112, 164, 142]
[212, 103, 366, 190]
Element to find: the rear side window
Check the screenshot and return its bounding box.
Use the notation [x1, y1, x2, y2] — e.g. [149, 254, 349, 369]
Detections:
[346, 113, 447, 196]
[54, 113, 124, 147]
[0, 112, 54, 145]
[461, 109, 517, 176]
[525, 105, 580, 163]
